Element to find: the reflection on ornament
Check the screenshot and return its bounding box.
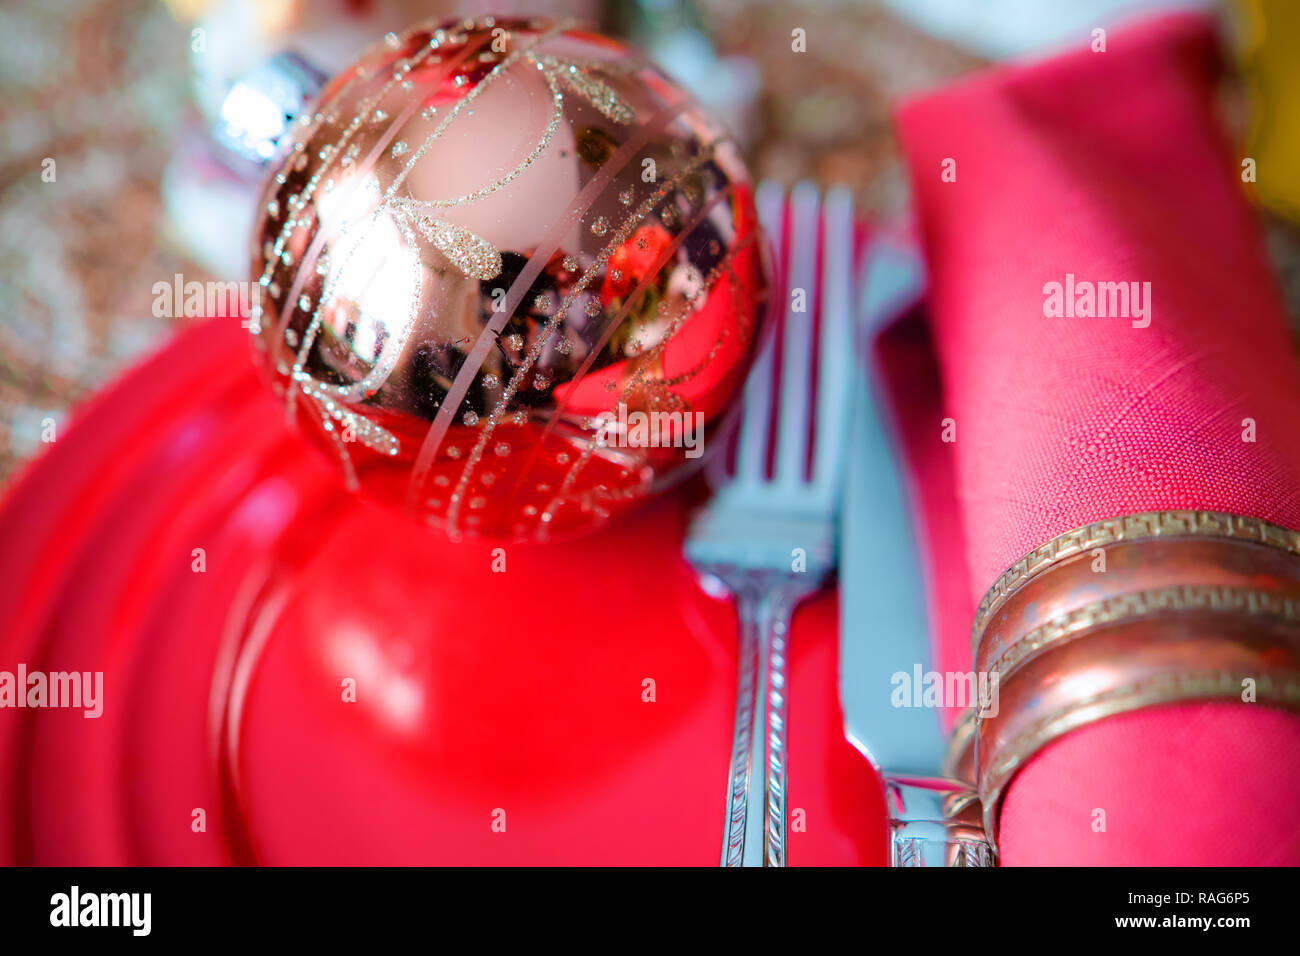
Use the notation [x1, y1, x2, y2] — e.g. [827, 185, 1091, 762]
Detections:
[250, 16, 770, 540]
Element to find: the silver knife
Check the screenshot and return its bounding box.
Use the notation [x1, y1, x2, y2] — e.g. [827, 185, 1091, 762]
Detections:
[839, 233, 994, 866]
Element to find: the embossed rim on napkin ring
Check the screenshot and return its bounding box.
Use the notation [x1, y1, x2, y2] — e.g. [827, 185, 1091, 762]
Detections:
[952, 510, 1300, 847]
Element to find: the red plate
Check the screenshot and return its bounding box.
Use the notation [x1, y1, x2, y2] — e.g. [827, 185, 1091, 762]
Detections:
[0, 318, 884, 865]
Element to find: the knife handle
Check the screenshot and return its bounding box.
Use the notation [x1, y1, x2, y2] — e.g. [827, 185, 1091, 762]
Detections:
[885, 777, 996, 867]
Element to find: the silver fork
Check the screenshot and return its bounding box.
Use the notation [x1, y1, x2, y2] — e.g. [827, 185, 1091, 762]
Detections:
[685, 180, 855, 867]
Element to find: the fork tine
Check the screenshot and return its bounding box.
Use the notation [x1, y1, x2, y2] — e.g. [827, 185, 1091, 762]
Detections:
[732, 179, 787, 486]
[811, 186, 854, 499]
[774, 181, 820, 487]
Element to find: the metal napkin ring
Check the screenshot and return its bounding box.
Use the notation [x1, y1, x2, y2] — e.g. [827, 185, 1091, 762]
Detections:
[947, 510, 1300, 847]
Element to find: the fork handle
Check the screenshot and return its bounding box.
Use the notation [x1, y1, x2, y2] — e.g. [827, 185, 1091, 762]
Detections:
[721, 581, 801, 866]
[720, 588, 762, 866]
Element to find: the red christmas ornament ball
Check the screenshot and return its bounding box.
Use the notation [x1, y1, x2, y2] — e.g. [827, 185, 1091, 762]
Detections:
[248, 16, 770, 539]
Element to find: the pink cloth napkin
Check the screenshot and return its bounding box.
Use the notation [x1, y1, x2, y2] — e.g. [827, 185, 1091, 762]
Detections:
[889, 12, 1300, 864]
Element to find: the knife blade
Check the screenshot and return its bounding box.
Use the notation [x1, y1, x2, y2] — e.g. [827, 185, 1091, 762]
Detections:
[838, 234, 939, 777]
[839, 234, 995, 865]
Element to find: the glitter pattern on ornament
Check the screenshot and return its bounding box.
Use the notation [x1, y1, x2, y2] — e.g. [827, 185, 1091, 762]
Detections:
[249, 16, 770, 540]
